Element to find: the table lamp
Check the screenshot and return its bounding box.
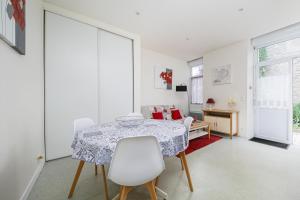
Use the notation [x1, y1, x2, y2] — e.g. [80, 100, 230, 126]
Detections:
[206, 98, 215, 110]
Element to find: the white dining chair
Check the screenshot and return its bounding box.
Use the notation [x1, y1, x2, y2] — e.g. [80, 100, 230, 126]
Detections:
[177, 116, 194, 192]
[184, 116, 194, 138]
[70, 118, 109, 200]
[108, 136, 165, 200]
[127, 112, 144, 117]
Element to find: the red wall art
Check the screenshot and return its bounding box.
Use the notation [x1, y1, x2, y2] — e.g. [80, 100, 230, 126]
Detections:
[155, 66, 173, 90]
[0, 0, 26, 54]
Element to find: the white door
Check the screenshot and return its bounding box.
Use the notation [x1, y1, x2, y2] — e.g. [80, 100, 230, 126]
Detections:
[45, 12, 98, 160]
[254, 60, 293, 144]
[98, 30, 134, 123]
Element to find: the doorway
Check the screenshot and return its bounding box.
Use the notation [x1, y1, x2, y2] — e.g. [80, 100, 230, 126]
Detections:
[254, 38, 300, 145]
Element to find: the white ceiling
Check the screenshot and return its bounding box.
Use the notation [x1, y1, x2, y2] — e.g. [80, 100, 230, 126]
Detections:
[45, 0, 300, 61]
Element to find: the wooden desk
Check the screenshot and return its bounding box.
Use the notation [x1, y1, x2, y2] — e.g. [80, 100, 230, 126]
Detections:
[203, 109, 239, 139]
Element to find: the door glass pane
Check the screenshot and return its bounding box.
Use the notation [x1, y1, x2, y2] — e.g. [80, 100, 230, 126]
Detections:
[293, 58, 300, 129]
[293, 58, 300, 104]
[259, 38, 300, 62]
[255, 62, 290, 108]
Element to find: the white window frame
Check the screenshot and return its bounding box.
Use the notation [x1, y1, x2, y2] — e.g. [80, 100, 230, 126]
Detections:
[190, 64, 203, 104]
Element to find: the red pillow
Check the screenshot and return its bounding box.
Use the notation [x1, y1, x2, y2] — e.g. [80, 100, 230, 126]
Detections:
[152, 112, 164, 120]
[171, 109, 182, 120]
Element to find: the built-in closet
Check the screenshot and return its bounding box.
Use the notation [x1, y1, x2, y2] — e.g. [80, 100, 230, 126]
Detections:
[45, 12, 134, 160]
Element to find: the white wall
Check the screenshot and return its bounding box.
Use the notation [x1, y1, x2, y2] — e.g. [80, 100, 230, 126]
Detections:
[203, 41, 252, 137]
[141, 48, 190, 114]
[0, 0, 44, 199]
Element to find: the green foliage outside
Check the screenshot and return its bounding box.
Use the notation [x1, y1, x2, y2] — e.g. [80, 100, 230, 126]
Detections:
[259, 66, 267, 77]
[259, 47, 268, 62]
[293, 103, 300, 129]
[259, 47, 268, 77]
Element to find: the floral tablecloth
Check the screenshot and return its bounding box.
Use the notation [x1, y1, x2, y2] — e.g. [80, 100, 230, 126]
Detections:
[71, 119, 187, 165]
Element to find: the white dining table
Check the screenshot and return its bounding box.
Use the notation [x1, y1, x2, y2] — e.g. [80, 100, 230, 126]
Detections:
[68, 119, 194, 199]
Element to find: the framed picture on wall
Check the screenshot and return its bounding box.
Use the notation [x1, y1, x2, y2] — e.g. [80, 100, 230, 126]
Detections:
[213, 64, 231, 85]
[0, 0, 26, 55]
[154, 66, 173, 90]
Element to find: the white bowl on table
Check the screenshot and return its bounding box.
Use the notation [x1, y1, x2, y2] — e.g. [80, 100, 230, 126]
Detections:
[116, 116, 144, 127]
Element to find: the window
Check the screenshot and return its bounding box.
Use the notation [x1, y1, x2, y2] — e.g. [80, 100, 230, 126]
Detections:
[188, 58, 203, 104]
[254, 38, 300, 109]
[191, 66, 201, 77]
[191, 74, 203, 104]
[258, 38, 300, 62]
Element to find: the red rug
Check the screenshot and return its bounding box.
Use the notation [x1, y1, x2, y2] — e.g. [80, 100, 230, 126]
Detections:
[185, 134, 222, 155]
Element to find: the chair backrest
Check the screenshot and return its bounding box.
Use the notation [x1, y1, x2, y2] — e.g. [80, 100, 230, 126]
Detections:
[184, 117, 194, 132]
[127, 112, 144, 118]
[73, 118, 95, 135]
[184, 117, 194, 146]
[108, 136, 165, 186]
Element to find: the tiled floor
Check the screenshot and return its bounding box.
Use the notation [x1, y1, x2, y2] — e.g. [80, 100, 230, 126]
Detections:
[28, 137, 300, 200]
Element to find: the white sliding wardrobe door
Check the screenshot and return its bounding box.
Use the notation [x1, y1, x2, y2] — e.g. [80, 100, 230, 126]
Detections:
[45, 12, 98, 160]
[98, 30, 134, 123]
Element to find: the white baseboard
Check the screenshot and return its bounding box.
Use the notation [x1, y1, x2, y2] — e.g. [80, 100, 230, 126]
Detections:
[20, 161, 45, 200]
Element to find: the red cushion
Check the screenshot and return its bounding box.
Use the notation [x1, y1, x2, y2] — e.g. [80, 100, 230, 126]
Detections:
[171, 109, 182, 120]
[152, 112, 164, 120]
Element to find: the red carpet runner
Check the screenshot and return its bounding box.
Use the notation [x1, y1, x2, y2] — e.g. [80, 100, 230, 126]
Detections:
[185, 134, 222, 155]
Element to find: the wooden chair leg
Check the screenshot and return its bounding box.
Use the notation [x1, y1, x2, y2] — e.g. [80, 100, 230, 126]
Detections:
[180, 158, 184, 171]
[179, 152, 194, 192]
[95, 164, 98, 176]
[68, 160, 85, 198]
[145, 180, 157, 200]
[119, 186, 131, 200]
[119, 186, 127, 200]
[101, 165, 109, 200]
[155, 176, 159, 187]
